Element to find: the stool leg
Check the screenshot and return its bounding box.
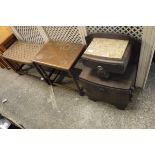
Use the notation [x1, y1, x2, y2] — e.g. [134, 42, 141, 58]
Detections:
[0, 60, 5, 68]
[0, 57, 10, 69]
[3, 59, 17, 71]
[68, 70, 84, 96]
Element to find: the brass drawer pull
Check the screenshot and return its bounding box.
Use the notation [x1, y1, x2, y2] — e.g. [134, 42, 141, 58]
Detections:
[96, 65, 110, 79]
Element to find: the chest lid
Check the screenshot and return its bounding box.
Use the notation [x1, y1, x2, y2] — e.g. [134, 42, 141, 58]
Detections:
[84, 38, 129, 60]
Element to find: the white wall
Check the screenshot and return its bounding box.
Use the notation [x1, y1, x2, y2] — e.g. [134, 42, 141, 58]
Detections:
[136, 27, 155, 88]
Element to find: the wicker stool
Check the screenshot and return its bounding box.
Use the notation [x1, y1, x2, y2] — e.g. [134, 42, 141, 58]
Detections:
[2, 41, 43, 73]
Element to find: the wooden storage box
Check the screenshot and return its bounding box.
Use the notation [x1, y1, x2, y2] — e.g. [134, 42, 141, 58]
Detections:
[82, 33, 141, 80]
[82, 37, 132, 76]
[79, 65, 137, 109]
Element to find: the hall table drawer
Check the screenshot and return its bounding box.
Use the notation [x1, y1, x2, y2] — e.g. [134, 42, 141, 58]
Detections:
[82, 57, 128, 75]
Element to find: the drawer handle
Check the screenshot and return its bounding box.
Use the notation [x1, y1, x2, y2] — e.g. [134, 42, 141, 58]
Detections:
[96, 66, 110, 79]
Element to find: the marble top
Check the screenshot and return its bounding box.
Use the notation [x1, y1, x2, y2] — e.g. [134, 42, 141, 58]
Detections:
[84, 38, 129, 59]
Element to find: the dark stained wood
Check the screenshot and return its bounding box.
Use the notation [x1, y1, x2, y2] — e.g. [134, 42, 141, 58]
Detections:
[82, 33, 141, 75]
[80, 65, 137, 89]
[1, 34, 17, 50]
[79, 33, 141, 109]
[79, 65, 137, 109]
[33, 41, 85, 70]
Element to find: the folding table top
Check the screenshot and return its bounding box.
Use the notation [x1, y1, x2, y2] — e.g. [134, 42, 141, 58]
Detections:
[84, 38, 129, 60]
[33, 41, 85, 70]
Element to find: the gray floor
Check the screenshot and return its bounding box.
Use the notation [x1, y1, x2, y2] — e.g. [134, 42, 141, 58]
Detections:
[0, 64, 155, 129]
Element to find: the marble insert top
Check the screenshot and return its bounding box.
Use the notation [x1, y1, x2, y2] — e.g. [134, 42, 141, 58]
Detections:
[84, 38, 129, 59]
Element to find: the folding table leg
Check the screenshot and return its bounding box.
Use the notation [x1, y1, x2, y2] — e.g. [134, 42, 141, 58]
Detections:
[33, 62, 52, 85]
[55, 71, 66, 83]
[51, 70, 61, 84]
[48, 69, 56, 79]
[49, 70, 65, 84]
[0, 57, 10, 69]
[68, 70, 84, 96]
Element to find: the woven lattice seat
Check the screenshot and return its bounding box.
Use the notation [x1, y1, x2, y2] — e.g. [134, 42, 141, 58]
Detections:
[3, 41, 43, 64]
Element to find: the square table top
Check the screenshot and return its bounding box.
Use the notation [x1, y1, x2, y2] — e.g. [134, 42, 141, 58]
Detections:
[0, 27, 13, 44]
[84, 38, 129, 59]
[33, 41, 85, 70]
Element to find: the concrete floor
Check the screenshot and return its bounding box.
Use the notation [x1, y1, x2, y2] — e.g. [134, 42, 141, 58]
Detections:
[0, 64, 155, 128]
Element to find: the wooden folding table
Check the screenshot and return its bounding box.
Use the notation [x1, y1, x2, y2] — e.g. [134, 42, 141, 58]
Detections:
[33, 41, 85, 95]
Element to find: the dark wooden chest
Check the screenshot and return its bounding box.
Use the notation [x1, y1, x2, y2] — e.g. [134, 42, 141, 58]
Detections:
[79, 64, 137, 110]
